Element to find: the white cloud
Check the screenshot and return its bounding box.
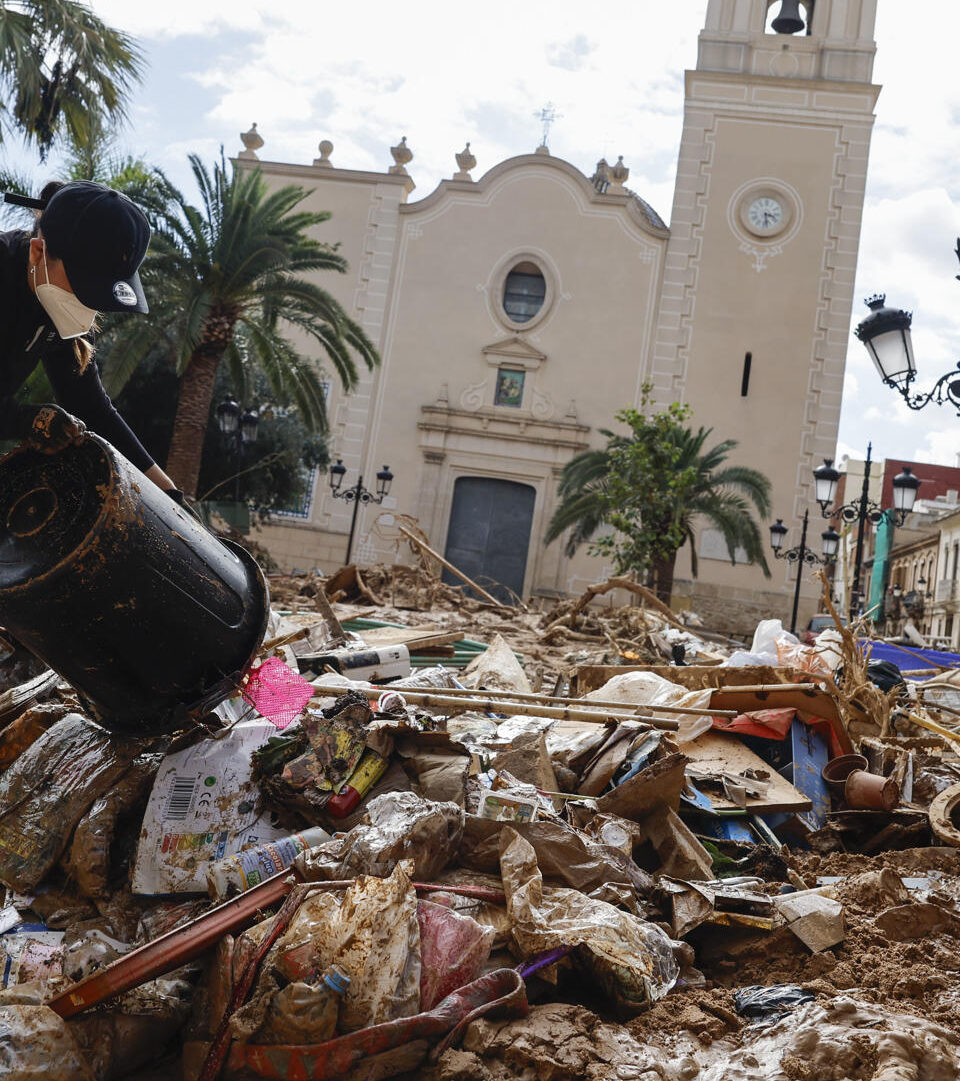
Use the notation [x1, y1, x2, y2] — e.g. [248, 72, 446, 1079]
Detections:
[913, 428, 960, 467]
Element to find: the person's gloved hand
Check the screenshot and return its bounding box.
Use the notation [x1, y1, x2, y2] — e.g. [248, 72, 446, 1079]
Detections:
[28, 405, 86, 454]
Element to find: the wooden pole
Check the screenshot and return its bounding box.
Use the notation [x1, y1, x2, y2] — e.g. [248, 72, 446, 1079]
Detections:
[312, 682, 682, 731]
[405, 683, 737, 717]
[397, 526, 506, 608]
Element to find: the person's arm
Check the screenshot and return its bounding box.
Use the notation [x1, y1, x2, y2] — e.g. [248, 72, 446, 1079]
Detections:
[42, 345, 162, 477]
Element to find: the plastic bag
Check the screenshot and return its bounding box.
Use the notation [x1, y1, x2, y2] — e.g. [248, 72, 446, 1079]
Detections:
[0, 1004, 94, 1080]
[296, 792, 464, 883]
[499, 828, 678, 1015]
[582, 671, 712, 722]
[417, 898, 495, 1011]
[313, 860, 421, 1033]
[0, 714, 143, 892]
[733, 984, 815, 1022]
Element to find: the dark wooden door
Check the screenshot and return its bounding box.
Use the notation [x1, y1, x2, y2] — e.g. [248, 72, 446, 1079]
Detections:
[443, 477, 536, 604]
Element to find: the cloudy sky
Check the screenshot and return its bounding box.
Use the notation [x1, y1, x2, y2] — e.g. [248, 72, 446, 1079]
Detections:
[53, 1, 960, 472]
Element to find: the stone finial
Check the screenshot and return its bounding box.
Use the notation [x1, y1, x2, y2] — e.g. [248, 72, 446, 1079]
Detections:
[590, 159, 610, 193]
[564, 399, 579, 422]
[239, 123, 264, 160]
[313, 139, 334, 167]
[453, 142, 476, 181]
[389, 136, 413, 175]
[608, 155, 629, 191]
[436, 383, 449, 406]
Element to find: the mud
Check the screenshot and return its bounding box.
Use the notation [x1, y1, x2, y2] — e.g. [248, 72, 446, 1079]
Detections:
[405, 844, 960, 1081]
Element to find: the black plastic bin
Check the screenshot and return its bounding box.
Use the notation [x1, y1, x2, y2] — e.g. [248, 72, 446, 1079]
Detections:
[0, 435, 269, 732]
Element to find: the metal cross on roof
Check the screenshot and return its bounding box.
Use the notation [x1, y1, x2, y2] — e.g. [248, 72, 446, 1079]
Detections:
[534, 102, 563, 149]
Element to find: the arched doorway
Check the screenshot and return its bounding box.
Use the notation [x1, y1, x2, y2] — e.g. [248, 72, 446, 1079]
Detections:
[443, 477, 536, 604]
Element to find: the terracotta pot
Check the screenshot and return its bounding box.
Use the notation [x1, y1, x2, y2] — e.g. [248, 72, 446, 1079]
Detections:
[844, 769, 899, 812]
[821, 754, 868, 799]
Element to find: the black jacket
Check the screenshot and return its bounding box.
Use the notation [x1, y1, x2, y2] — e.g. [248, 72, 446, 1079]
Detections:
[0, 229, 154, 471]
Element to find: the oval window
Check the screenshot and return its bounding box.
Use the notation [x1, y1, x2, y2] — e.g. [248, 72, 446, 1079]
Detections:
[502, 262, 546, 324]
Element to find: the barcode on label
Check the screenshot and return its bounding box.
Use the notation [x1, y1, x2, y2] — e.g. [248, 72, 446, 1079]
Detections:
[164, 776, 199, 820]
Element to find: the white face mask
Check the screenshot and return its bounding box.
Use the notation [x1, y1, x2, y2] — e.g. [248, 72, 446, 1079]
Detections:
[33, 244, 97, 339]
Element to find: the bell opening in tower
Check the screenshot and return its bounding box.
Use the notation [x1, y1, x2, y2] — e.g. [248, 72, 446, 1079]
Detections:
[766, 0, 814, 36]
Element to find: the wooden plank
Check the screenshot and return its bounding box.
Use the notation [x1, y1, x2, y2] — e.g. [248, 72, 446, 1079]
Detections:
[683, 730, 812, 814]
[356, 625, 461, 651]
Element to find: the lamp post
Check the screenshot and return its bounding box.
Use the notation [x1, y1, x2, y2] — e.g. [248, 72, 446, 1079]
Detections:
[328, 460, 394, 565]
[855, 269, 960, 414]
[215, 396, 259, 501]
[811, 443, 920, 622]
[769, 508, 839, 634]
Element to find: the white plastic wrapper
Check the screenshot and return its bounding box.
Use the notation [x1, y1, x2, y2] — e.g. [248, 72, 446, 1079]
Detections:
[132, 715, 287, 895]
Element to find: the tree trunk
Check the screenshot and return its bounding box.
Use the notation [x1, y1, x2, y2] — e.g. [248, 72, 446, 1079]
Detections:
[652, 551, 678, 607]
[164, 349, 224, 498]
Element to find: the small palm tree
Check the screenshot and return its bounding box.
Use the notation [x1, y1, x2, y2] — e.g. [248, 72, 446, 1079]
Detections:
[0, 0, 142, 159]
[101, 153, 380, 498]
[546, 416, 772, 604]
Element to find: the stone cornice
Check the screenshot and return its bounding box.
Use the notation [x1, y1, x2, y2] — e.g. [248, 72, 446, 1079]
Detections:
[419, 404, 590, 449]
[231, 157, 414, 190]
[684, 69, 881, 111]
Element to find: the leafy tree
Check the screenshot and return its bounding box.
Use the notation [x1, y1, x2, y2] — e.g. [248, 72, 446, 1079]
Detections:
[100, 153, 380, 498]
[545, 394, 772, 604]
[0, 0, 142, 159]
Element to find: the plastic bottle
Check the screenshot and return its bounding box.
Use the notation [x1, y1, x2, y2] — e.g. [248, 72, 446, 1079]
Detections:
[258, 964, 351, 1044]
[206, 826, 330, 899]
[325, 749, 389, 819]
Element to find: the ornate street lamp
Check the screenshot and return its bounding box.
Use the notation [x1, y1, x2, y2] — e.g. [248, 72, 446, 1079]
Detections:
[855, 244, 960, 414]
[768, 509, 837, 635]
[328, 461, 395, 564]
[215, 395, 258, 502]
[813, 444, 920, 622]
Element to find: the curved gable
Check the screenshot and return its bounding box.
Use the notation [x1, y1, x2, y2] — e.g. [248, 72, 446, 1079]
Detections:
[402, 152, 669, 238]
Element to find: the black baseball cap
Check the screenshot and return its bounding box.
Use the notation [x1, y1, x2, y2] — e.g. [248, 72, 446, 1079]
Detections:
[37, 181, 151, 314]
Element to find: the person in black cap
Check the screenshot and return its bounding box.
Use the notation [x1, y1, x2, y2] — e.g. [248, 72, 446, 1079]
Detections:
[0, 179, 181, 500]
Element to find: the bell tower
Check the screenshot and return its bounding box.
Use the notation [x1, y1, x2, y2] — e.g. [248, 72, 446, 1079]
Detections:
[649, 0, 879, 625]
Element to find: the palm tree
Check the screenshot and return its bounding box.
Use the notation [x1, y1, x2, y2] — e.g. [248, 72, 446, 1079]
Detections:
[0, 0, 142, 159]
[100, 153, 380, 498]
[546, 420, 772, 604]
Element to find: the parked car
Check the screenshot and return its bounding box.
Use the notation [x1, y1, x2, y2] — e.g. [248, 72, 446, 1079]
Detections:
[802, 613, 844, 645]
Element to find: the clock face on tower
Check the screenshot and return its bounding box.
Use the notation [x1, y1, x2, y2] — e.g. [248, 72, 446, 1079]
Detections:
[747, 196, 783, 233]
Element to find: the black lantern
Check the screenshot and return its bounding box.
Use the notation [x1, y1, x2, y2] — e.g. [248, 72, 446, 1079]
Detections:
[891, 465, 920, 517]
[821, 527, 840, 560]
[854, 295, 916, 389]
[813, 459, 841, 511]
[769, 519, 788, 552]
[328, 459, 347, 492]
[216, 396, 240, 435]
[240, 408, 259, 445]
[375, 465, 394, 498]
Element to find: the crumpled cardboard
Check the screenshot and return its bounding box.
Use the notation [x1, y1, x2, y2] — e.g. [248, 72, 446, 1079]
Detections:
[498, 828, 678, 1014]
[594, 752, 688, 820]
[491, 732, 559, 793]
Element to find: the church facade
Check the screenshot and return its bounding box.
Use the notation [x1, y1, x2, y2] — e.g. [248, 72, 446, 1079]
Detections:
[243, 0, 880, 631]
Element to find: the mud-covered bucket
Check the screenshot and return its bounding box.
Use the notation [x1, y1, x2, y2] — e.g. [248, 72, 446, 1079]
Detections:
[0, 435, 269, 732]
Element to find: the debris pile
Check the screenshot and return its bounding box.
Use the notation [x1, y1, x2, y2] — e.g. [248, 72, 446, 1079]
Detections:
[2, 566, 960, 1079]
